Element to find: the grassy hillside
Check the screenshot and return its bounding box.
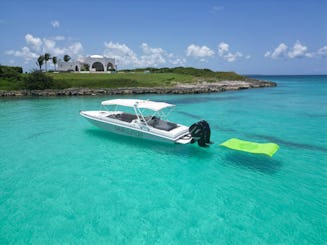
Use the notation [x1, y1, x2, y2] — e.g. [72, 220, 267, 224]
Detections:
[0, 66, 248, 91]
[121, 67, 246, 80]
[48, 72, 195, 88]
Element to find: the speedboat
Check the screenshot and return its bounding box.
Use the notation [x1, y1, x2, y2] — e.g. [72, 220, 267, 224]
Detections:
[80, 99, 211, 146]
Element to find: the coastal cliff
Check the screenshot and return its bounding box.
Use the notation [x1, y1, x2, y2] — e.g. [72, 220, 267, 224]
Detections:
[0, 79, 276, 97]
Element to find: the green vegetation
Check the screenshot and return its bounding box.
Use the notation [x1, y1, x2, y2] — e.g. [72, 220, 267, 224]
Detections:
[36, 53, 68, 72]
[24, 71, 54, 90]
[44, 53, 51, 72]
[0, 65, 24, 90]
[0, 65, 248, 91]
[52, 56, 58, 71]
[121, 67, 246, 80]
[37, 56, 45, 71]
[48, 72, 194, 89]
[63, 54, 71, 62]
[0, 65, 23, 74]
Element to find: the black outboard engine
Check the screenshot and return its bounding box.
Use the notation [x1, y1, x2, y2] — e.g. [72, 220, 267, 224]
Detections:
[189, 120, 212, 147]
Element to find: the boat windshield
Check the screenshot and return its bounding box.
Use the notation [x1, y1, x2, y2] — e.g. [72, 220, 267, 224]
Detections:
[139, 106, 175, 121]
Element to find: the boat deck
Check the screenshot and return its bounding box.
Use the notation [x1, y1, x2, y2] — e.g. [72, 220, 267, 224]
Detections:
[107, 112, 178, 131]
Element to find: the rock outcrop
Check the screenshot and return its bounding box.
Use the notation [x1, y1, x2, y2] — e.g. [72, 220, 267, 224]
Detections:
[0, 80, 276, 97]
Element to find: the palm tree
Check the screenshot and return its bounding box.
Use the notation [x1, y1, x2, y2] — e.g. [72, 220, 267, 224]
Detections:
[37, 55, 45, 71]
[63, 54, 71, 62]
[52, 56, 57, 71]
[44, 53, 51, 72]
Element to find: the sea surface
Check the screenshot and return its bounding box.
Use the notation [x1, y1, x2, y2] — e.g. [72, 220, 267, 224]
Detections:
[0, 75, 326, 244]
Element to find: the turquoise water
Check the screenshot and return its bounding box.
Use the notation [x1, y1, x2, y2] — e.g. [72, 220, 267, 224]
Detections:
[0, 76, 326, 244]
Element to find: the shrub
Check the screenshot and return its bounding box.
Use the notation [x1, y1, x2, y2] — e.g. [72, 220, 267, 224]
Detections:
[24, 71, 54, 90]
[0, 65, 23, 74]
[0, 65, 23, 81]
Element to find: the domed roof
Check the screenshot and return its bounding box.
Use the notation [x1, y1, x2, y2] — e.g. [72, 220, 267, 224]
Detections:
[90, 55, 104, 59]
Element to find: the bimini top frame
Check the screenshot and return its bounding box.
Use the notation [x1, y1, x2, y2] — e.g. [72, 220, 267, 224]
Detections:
[101, 99, 175, 111]
[101, 99, 176, 127]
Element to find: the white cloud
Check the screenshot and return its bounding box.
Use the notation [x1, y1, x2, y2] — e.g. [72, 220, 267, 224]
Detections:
[6, 33, 84, 67]
[6, 47, 38, 61]
[218, 42, 229, 56]
[69, 42, 83, 55]
[264, 51, 271, 57]
[104, 41, 138, 66]
[265, 43, 288, 59]
[224, 52, 243, 62]
[141, 43, 164, 55]
[51, 20, 60, 28]
[186, 44, 214, 58]
[104, 41, 183, 68]
[104, 42, 136, 57]
[317, 46, 327, 57]
[25, 34, 42, 51]
[167, 53, 186, 66]
[43, 38, 56, 50]
[217, 42, 244, 62]
[264, 41, 323, 59]
[53, 36, 66, 41]
[169, 57, 186, 66]
[288, 41, 308, 58]
[139, 43, 166, 66]
[39, 37, 83, 57]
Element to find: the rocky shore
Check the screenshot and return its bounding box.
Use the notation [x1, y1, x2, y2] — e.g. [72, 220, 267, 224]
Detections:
[0, 79, 276, 97]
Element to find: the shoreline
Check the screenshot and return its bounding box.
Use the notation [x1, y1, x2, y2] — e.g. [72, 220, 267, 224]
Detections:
[0, 80, 276, 97]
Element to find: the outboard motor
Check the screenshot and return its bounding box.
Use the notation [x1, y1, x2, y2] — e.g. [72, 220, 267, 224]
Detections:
[189, 120, 212, 147]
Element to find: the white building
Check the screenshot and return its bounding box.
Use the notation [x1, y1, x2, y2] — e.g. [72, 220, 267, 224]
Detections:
[58, 55, 117, 72]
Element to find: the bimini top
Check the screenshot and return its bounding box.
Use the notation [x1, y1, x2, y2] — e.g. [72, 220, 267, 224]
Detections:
[101, 99, 175, 111]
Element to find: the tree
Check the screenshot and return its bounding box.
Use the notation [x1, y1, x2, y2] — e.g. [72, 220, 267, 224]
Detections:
[0, 65, 22, 81]
[37, 55, 45, 71]
[63, 54, 71, 62]
[44, 53, 51, 72]
[24, 70, 54, 90]
[52, 56, 57, 71]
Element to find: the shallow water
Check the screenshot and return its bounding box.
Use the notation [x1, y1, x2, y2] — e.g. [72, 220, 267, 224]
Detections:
[0, 76, 326, 244]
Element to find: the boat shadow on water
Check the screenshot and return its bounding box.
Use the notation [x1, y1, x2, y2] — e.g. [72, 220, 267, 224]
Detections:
[84, 128, 214, 159]
[222, 151, 283, 174]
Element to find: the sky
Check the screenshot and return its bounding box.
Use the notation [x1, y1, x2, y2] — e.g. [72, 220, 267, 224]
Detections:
[0, 0, 326, 74]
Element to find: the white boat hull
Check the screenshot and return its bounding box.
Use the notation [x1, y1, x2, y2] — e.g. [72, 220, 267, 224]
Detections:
[80, 111, 192, 144]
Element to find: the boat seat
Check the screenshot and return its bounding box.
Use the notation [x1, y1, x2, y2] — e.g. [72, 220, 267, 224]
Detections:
[108, 113, 138, 123]
[147, 117, 178, 131]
